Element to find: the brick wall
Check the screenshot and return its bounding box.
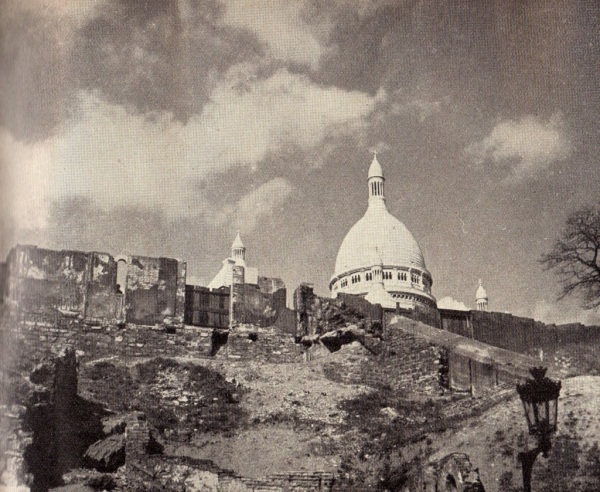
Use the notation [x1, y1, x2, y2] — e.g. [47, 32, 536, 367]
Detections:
[127, 455, 334, 492]
[323, 322, 442, 396]
[381, 323, 442, 394]
[2, 315, 214, 370]
[216, 328, 305, 364]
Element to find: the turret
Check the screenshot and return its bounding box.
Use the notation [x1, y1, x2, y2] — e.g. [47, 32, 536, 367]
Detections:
[231, 231, 246, 262]
[367, 151, 385, 207]
[476, 279, 488, 311]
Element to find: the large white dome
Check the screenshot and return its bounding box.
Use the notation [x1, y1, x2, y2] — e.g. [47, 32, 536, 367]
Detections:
[329, 154, 435, 309]
[333, 204, 427, 278]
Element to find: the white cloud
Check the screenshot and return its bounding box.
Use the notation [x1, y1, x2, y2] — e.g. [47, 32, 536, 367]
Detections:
[533, 299, 600, 326]
[437, 296, 470, 311]
[221, 0, 323, 68]
[2, 67, 376, 230]
[210, 178, 294, 234]
[466, 114, 570, 182]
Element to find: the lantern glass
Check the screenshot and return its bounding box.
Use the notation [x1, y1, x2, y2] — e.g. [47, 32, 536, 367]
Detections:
[521, 400, 536, 434]
[517, 367, 561, 436]
[548, 397, 558, 431]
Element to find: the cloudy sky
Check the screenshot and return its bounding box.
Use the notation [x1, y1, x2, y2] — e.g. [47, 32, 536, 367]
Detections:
[1, 0, 598, 324]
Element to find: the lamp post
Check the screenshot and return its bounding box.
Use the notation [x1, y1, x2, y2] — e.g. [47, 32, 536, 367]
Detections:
[516, 367, 561, 492]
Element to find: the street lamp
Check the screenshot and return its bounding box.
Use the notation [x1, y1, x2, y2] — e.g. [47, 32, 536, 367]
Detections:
[516, 367, 562, 492]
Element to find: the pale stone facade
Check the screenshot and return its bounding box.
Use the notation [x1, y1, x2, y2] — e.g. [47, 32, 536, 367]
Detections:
[330, 154, 437, 310]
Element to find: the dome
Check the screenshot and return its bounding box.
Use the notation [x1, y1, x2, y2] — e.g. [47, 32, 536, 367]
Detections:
[476, 279, 488, 301]
[332, 205, 427, 280]
[329, 153, 435, 309]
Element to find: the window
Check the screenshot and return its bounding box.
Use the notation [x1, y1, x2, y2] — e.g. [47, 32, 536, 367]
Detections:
[411, 273, 420, 284]
[366, 272, 372, 281]
[398, 272, 407, 281]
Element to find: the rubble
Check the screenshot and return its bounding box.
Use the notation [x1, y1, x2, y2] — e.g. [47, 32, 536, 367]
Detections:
[84, 434, 125, 472]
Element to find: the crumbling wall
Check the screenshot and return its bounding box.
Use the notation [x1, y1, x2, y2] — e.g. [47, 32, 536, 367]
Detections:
[215, 326, 304, 363]
[84, 252, 123, 324]
[380, 323, 442, 394]
[2, 317, 214, 373]
[2, 347, 105, 491]
[3, 245, 186, 329]
[294, 284, 383, 339]
[4, 246, 90, 317]
[243, 277, 288, 329]
[125, 255, 186, 327]
[322, 323, 442, 396]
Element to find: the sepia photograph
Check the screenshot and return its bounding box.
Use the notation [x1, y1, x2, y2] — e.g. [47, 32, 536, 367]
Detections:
[0, 1, 599, 491]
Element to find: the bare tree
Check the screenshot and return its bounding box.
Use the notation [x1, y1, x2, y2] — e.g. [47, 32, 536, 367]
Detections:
[540, 205, 600, 308]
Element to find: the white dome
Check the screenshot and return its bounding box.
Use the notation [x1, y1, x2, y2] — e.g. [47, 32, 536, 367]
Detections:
[332, 204, 427, 279]
[476, 279, 488, 300]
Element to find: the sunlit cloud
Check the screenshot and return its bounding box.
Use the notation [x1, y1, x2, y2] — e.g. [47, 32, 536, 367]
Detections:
[2, 66, 377, 231]
[466, 114, 571, 183]
[209, 178, 294, 234]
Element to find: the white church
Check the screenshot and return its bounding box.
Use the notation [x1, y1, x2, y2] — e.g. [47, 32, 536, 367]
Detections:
[329, 153, 488, 312]
[208, 153, 489, 312]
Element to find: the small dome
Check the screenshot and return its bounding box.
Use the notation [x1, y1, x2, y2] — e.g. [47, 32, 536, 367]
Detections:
[476, 279, 488, 300]
[332, 205, 427, 279]
[368, 154, 384, 179]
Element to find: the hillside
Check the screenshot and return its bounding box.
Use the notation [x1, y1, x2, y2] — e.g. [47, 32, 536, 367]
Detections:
[74, 348, 600, 491]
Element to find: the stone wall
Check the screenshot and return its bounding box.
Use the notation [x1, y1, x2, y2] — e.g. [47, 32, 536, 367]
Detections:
[1, 347, 107, 491]
[127, 455, 335, 492]
[4, 246, 90, 318]
[2, 316, 214, 370]
[215, 327, 305, 364]
[322, 323, 442, 397]
[390, 315, 544, 394]
[123, 254, 186, 327]
[3, 245, 186, 329]
[294, 284, 383, 339]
